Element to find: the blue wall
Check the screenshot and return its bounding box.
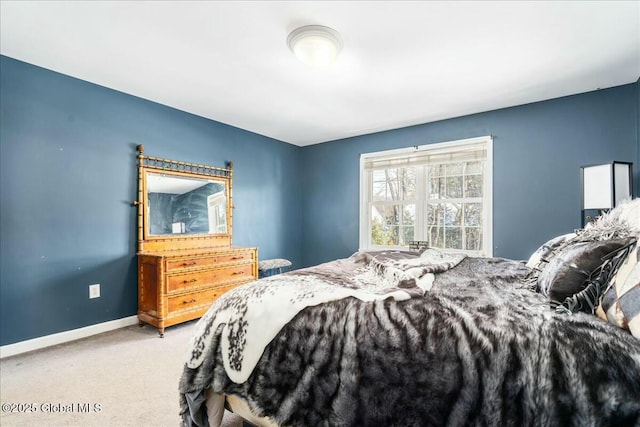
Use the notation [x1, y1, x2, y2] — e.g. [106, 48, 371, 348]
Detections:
[1, 54, 638, 346]
[300, 84, 639, 267]
[0, 56, 301, 346]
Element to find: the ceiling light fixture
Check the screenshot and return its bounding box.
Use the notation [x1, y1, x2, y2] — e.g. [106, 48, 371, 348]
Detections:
[287, 25, 343, 68]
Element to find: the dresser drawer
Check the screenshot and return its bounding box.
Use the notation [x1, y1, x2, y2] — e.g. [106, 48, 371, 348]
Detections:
[166, 251, 255, 272]
[167, 263, 254, 292]
[167, 284, 238, 312]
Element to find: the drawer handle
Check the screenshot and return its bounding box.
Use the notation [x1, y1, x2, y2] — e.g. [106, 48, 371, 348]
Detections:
[231, 256, 243, 260]
[183, 278, 198, 283]
[182, 298, 197, 304]
[232, 271, 244, 275]
[182, 261, 197, 266]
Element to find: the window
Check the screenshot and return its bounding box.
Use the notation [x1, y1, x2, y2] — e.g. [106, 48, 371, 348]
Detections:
[359, 136, 492, 256]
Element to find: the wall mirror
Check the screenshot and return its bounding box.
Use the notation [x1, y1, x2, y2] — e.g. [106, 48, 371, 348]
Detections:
[135, 145, 233, 252]
[146, 171, 228, 236]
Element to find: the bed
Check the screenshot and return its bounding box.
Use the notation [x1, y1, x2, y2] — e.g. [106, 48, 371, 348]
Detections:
[179, 199, 640, 427]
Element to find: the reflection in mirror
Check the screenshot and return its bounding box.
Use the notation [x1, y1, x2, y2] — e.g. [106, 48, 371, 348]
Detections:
[147, 172, 227, 236]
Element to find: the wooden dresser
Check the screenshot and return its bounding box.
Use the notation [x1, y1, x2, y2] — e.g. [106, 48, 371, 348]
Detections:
[134, 145, 257, 337]
[138, 247, 257, 337]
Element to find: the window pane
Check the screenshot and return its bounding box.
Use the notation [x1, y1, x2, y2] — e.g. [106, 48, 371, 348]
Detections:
[371, 204, 406, 246]
[429, 226, 444, 248]
[387, 180, 400, 200]
[372, 170, 385, 181]
[371, 213, 397, 245]
[372, 170, 386, 190]
[429, 164, 444, 178]
[427, 203, 444, 225]
[404, 204, 416, 225]
[386, 226, 400, 245]
[403, 226, 414, 244]
[370, 216, 386, 245]
[372, 170, 389, 201]
[429, 177, 445, 199]
[446, 176, 463, 198]
[465, 227, 482, 251]
[464, 203, 482, 227]
[371, 205, 384, 231]
[444, 203, 462, 226]
[464, 174, 483, 197]
[446, 163, 463, 175]
[372, 168, 415, 201]
[465, 161, 482, 174]
[372, 181, 386, 201]
[385, 168, 398, 180]
[401, 168, 416, 199]
[373, 204, 400, 225]
[428, 203, 463, 227]
[372, 225, 400, 245]
[445, 227, 462, 249]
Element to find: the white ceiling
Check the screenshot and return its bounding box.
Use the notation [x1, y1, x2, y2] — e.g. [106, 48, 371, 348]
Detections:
[1, 1, 639, 147]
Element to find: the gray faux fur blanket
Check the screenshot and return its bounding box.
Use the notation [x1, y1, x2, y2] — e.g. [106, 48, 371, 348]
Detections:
[180, 255, 640, 427]
[185, 249, 466, 383]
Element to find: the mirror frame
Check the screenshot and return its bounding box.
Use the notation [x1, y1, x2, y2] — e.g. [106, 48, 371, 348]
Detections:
[135, 145, 233, 252]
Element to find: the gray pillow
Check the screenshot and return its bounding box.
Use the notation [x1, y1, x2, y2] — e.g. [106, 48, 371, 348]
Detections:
[526, 233, 576, 270]
[538, 238, 632, 303]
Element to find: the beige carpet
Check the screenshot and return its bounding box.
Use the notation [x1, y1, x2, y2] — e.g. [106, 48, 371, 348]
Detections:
[0, 321, 244, 427]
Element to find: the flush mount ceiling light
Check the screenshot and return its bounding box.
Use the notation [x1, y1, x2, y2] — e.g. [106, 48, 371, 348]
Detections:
[287, 25, 343, 68]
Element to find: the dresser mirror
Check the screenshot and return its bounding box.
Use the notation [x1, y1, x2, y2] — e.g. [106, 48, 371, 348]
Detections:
[145, 171, 228, 236]
[134, 144, 234, 252]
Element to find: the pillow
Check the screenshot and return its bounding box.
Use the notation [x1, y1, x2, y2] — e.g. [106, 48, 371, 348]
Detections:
[526, 233, 577, 270]
[597, 242, 640, 338]
[583, 198, 640, 239]
[537, 238, 632, 303]
[613, 198, 640, 232]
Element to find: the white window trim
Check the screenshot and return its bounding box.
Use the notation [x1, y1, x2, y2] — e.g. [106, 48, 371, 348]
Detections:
[359, 136, 493, 256]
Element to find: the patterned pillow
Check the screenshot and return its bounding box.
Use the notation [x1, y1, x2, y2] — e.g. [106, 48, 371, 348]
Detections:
[597, 242, 640, 338]
[537, 239, 632, 303]
[526, 233, 577, 270]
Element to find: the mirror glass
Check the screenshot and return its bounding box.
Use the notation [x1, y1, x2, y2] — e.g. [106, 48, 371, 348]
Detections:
[146, 172, 228, 236]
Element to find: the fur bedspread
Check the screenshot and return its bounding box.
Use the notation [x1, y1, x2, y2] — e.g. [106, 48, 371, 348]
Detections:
[179, 255, 640, 427]
[185, 249, 466, 383]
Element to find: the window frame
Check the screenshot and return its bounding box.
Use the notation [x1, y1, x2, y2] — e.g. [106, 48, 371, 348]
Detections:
[359, 136, 493, 256]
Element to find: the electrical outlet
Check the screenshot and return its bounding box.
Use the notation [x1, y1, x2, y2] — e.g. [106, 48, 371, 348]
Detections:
[89, 284, 100, 299]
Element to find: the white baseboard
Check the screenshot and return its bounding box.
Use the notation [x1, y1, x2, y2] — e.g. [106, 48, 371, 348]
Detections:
[0, 315, 139, 359]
